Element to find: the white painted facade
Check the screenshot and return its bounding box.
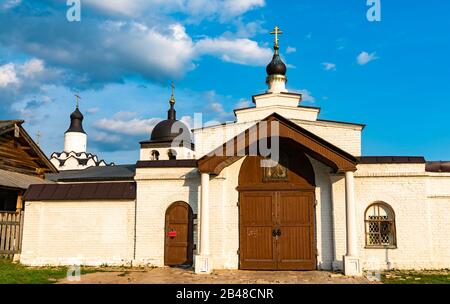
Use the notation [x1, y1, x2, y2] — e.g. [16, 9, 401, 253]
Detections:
[21, 154, 450, 271]
[64, 132, 87, 154]
[140, 146, 195, 161]
[20, 199, 135, 266]
[20, 54, 450, 274]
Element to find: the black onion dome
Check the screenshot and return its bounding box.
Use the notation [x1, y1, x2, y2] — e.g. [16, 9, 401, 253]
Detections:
[65, 107, 86, 134]
[266, 51, 287, 76]
[149, 85, 191, 142]
[150, 119, 190, 142]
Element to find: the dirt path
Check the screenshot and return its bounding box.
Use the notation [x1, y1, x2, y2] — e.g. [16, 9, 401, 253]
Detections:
[59, 267, 372, 284]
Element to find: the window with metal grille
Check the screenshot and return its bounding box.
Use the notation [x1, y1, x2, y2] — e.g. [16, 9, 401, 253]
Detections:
[365, 202, 397, 248]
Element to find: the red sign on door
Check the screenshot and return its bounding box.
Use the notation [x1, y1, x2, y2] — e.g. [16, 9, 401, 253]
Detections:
[168, 231, 177, 237]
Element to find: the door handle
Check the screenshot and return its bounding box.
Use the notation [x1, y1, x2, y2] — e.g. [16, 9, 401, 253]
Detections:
[272, 229, 278, 237]
[277, 229, 281, 237]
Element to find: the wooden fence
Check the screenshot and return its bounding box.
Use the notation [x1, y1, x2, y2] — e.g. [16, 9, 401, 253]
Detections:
[0, 211, 24, 259]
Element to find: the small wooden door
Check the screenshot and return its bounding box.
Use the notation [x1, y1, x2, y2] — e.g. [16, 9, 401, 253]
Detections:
[239, 191, 316, 270]
[164, 202, 194, 266]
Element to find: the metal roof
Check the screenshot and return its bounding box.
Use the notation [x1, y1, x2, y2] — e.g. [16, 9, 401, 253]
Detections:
[45, 164, 136, 182]
[358, 156, 426, 164]
[23, 182, 136, 201]
[426, 161, 450, 173]
[0, 169, 54, 190]
[136, 160, 198, 168]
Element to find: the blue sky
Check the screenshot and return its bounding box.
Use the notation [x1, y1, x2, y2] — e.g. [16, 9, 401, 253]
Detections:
[0, 0, 449, 164]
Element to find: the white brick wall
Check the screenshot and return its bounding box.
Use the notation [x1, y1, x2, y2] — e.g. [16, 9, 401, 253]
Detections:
[134, 167, 200, 266]
[20, 200, 135, 266]
[194, 118, 362, 158]
[20, 159, 450, 271]
[352, 164, 450, 270]
[19, 107, 450, 273]
[309, 158, 335, 270]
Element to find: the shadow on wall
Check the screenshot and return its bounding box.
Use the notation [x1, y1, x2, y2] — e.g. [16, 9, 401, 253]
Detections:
[183, 169, 201, 254]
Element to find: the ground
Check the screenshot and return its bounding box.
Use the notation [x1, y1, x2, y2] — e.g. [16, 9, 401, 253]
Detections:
[1, 259, 449, 284]
[57, 267, 370, 284]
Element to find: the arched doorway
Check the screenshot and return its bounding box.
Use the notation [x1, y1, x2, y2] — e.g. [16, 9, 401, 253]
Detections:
[164, 201, 194, 266]
[238, 141, 317, 270]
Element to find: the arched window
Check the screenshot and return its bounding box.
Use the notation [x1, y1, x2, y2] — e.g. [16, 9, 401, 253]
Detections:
[365, 202, 397, 248]
[168, 149, 177, 160]
[151, 150, 160, 161]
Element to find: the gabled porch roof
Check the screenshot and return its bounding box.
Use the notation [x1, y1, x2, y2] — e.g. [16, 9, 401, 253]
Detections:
[197, 113, 358, 175]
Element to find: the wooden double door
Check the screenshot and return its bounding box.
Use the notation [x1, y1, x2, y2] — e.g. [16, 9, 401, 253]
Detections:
[239, 190, 316, 270]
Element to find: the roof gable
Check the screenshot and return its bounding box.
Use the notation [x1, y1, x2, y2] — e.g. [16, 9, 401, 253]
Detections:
[0, 120, 57, 176]
[198, 113, 358, 175]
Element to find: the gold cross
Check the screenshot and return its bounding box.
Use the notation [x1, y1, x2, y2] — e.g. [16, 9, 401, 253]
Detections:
[36, 130, 42, 145]
[170, 82, 175, 105]
[270, 26, 283, 48]
[75, 93, 81, 108]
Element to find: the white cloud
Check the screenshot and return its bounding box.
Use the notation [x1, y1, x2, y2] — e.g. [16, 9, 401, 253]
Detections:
[1, 0, 21, 10]
[286, 46, 297, 54]
[357, 51, 379, 65]
[235, 98, 252, 109]
[92, 131, 122, 144]
[196, 37, 272, 66]
[93, 112, 162, 136]
[0, 63, 19, 87]
[233, 19, 266, 38]
[84, 0, 265, 20]
[86, 107, 100, 114]
[179, 115, 194, 129]
[0, 59, 61, 88]
[104, 22, 196, 80]
[322, 62, 336, 71]
[221, 0, 265, 18]
[296, 89, 316, 103]
[20, 59, 45, 78]
[0, 58, 62, 111]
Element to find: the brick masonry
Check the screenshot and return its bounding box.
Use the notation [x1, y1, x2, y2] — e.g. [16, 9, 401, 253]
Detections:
[19, 106, 450, 271]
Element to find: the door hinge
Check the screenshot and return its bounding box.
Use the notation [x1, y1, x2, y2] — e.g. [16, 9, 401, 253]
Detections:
[237, 249, 240, 255]
[315, 248, 319, 256]
[314, 199, 318, 207]
[236, 201, 240, 207]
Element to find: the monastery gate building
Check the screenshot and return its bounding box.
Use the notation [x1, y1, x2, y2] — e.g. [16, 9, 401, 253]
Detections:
[20, 30, 450, 276]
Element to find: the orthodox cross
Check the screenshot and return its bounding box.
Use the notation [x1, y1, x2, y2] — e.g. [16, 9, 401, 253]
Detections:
[270, 26, 283, 48]
[75, 93, 81, 108]
[170, 82, 175, 105]
[36, 130, 42, 145]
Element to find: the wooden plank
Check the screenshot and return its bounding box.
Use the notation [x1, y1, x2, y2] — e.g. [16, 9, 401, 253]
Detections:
[0, 221, 19, 225]
[10, 214, 16, 252]
[0, 218, 6, 252]
[14, 214, 20, 251]
[0, 250, 17, 254]
[5, 213, 11, 253]
[0, 212, 22, 257]
[0, 224, 3, 253]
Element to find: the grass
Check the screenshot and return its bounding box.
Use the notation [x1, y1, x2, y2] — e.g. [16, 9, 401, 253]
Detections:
[381, 269, 450, 284]
[0, 258, 101, 284]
